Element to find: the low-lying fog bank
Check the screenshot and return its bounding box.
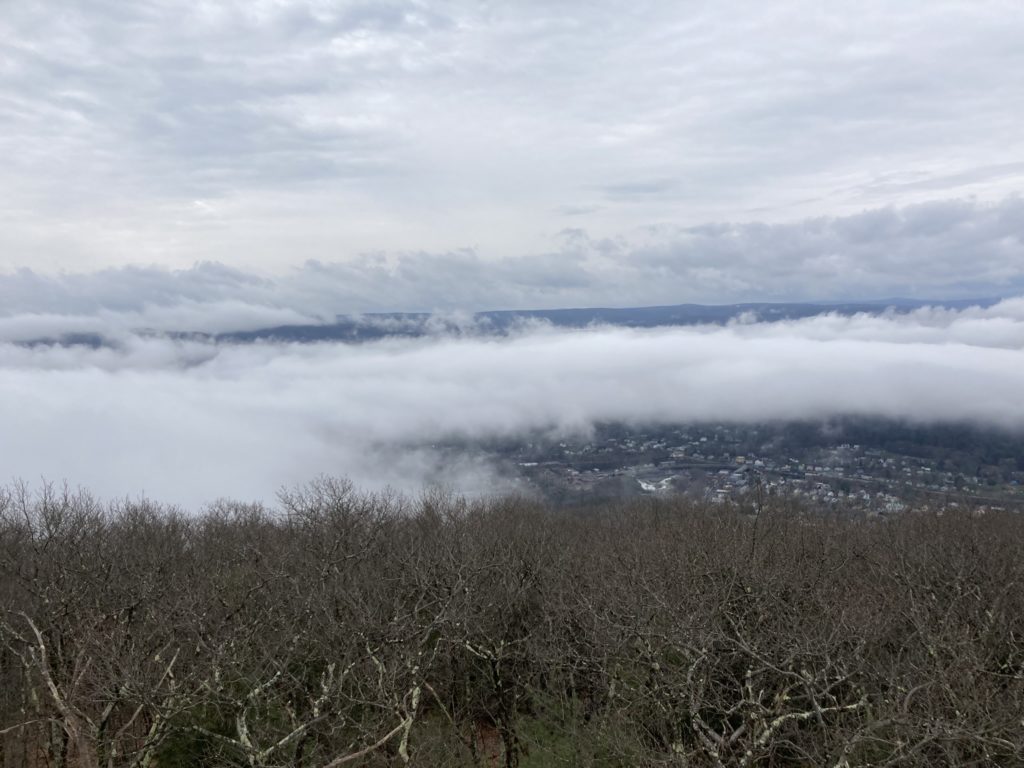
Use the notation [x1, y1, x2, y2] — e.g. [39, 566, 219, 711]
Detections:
[2, 298, 1024, 508]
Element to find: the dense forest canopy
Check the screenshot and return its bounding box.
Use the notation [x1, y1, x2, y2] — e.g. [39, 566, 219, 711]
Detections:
[2, 479, 1022, 767]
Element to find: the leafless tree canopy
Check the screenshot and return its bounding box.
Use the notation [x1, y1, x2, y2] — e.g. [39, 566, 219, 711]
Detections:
[2, 479, 1022, 767]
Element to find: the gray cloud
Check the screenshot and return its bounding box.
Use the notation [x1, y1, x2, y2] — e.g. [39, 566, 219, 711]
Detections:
[856, 162, 1024, 196]
[0, 197, 1020, 323]
[601, 179, 679, 201]
[2, 1, 1024, 271]
[2, 298, 1024, 508]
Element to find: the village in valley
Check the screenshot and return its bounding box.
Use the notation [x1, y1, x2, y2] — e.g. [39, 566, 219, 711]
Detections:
[473, 421, 1024, 512]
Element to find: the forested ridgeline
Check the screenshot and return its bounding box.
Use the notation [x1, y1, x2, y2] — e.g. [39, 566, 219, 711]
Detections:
[1, 479, 1022, 767]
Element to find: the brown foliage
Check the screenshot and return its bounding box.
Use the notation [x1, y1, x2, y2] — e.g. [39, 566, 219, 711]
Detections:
[1, 480, 1022, 767]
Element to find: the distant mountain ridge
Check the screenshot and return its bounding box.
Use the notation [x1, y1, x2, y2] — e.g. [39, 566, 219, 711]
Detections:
[216, 297, 999, 344]
[12, 297, 1000, 349]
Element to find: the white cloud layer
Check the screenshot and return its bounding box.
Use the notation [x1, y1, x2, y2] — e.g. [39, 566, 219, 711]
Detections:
[3, 299, 1024, 508]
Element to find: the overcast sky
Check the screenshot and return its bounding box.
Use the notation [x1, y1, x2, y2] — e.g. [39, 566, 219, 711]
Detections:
[3, 0, 1024, 308]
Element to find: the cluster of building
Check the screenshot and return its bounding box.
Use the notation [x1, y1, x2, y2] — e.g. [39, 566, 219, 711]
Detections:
[508, 424, 1024, 511]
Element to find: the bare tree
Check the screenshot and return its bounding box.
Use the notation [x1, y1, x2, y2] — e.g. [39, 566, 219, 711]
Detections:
[2, 480, 1022, 767]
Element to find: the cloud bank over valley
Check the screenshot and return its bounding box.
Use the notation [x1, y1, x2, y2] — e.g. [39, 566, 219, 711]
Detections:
[3, 298, 1024, 507]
